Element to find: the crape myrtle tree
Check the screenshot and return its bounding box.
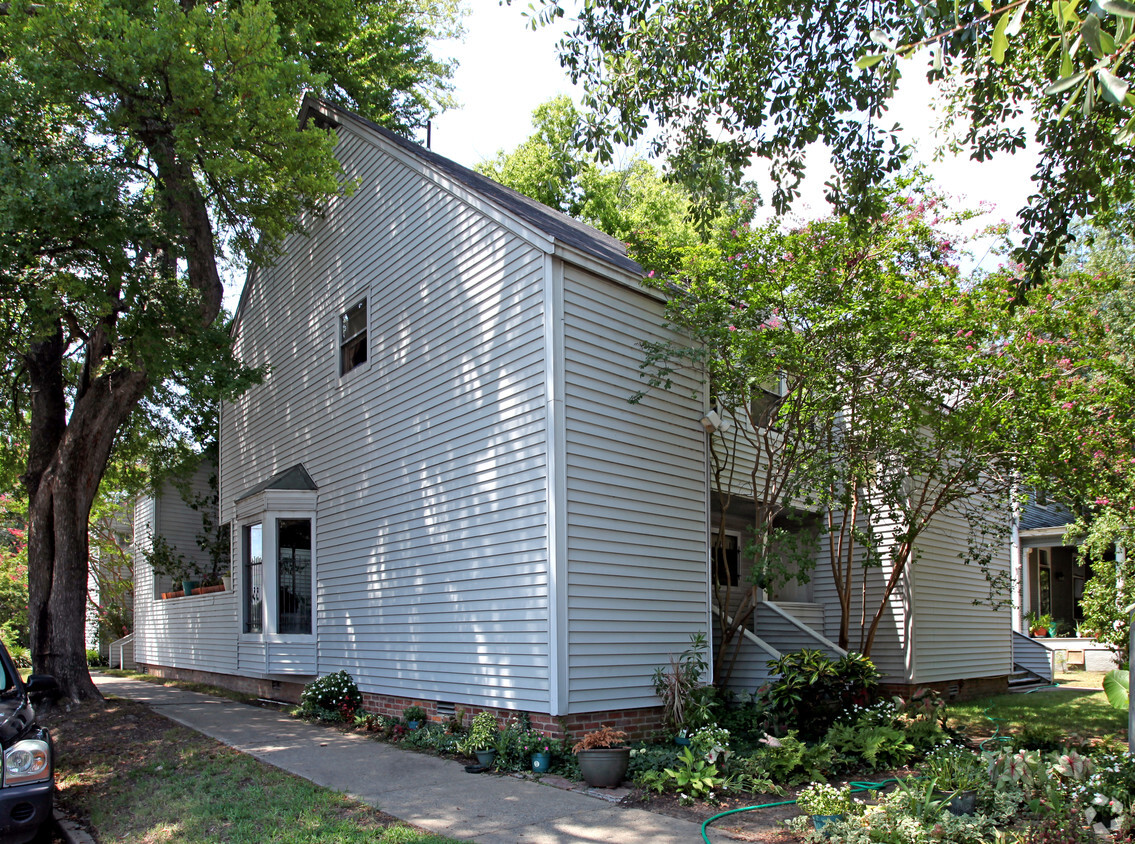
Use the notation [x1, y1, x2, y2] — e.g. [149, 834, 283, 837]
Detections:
[636, 182, 1020, 672]
[0, 0, 458, 702]
[523, 0, 1135, 283]
[994, 249, 1135, 659]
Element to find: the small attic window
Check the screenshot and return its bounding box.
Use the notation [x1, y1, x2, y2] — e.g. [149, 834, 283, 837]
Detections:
[340, 299, 367, 375]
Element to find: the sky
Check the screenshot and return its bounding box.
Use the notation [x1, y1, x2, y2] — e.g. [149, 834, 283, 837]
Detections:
[422, 2, 1040, 273]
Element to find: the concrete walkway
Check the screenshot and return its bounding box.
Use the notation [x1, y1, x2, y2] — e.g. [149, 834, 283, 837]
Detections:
[93, 674, 736, 844]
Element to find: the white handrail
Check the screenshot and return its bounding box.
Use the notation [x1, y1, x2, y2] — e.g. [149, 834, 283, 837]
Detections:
[711, 603, 782, 660]
[759, 600, 848, 657]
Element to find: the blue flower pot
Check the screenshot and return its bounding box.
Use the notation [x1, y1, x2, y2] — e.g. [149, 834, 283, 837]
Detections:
[531, 752, 551, 773]
[811, 814, 845, 833]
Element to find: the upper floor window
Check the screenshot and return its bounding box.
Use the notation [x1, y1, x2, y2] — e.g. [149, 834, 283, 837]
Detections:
[340, 299, 367, 375]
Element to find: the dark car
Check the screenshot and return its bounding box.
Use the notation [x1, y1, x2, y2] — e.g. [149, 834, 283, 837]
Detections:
[0, 642, 56, 844]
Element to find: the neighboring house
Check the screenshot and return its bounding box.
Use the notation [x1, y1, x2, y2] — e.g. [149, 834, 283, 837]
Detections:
[133, 97, 1015, 736]
[1011, 497, 1119, 673]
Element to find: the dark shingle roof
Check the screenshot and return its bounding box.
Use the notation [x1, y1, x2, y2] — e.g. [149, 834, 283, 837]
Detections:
[237, 464, 318, 502]
[301, 96, 642, 277]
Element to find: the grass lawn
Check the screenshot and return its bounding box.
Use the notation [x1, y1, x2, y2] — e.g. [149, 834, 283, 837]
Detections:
[44, 698, 467, 844]
[947, 670, 1126, 743]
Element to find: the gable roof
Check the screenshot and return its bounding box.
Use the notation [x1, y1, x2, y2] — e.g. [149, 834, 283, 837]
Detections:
[299, 96, 643, 277]
[236, 464, 318, 502]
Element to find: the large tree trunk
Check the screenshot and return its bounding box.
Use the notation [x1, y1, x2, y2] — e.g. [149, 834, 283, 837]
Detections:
[26, 362, 149, 702]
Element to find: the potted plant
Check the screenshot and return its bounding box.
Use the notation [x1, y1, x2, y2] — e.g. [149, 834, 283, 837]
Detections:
[796, 782, 860, 831]
[1025, 611, 1053, 637]
[921, 744, 987, 815]
[144, 536, 203, 598]
[524, 734, 554, 773]
[572, 725, 629, 788]
[403, 704, 426, 730]
[651, 633, 710, 743]
[458, 710, 499, 767]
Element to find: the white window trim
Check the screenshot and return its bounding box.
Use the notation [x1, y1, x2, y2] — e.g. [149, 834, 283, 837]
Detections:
[235, 491, 317, 642]
[338, 293, 370, 380]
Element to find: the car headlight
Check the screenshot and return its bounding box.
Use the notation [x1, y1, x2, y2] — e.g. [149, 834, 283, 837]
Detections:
[3, 739, 51, 787]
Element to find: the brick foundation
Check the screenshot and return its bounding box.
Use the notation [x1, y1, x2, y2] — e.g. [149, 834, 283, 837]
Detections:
[357, 693, 664, 741]
[137, 663, 307, 704]
[883, 674, 1009, 702]
[137, 663, 664, 741]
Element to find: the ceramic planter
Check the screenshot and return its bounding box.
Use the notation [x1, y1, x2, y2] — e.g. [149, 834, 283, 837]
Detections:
[934, 790, 977, 816]
[407, 720, 420, 730]
[474, 749, 497, 767]
[674, 735, 691, 747]
[181, 580, 199, 596]
[531, 751, 551, 773]
[576, 747, 629, 788]
[810, 814, 845, 832]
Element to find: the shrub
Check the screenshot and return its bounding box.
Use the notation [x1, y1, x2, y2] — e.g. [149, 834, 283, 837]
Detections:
[824, 722, 914, 771]
[457, 710, 498, 755]
[299, 670, 362, 721]
[741, 731, 832, 785]
[86, 648, 107, 667]
[761, 649, 880, 740]
[651, 633, 712, 734]
[629, 743, 683, 782]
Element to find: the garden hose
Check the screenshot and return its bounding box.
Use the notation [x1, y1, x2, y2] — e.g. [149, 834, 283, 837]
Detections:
[978, 705, 1015, 753]
[698, 778, 899, 843]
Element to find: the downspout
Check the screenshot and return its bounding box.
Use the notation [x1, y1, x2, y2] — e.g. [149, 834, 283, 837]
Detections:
[1010, 487, 1022, 634]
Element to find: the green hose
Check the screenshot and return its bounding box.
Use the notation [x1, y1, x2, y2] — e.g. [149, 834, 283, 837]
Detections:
[699, 778, 899, 843]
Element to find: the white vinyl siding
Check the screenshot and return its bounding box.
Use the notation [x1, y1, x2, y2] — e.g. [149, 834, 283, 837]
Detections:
[809, 506, 911, 682]
[561, 265, 709, 710]
[220, 123, 552, 707]
[910, 498, 1013, 683]
[133, 464, 239, 673]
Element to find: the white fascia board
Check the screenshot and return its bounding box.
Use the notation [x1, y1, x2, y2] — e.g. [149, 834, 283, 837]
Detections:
[1018, 525, 1075, 544]
[554, 242, 661, 302]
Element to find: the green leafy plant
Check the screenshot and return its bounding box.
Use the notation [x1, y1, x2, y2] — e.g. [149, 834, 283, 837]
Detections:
[457, 710, 499, 755]
[143, 534, 203, 588]
[761, 649, 880, 740]
[402, 704, 426, 724]
[893, 775, 954, 821]
[746, 731, 833, 785]
[919, 743, 988, 792]
[298, 671, 362, 722]
[795, 782, 862, 816]
[824, 722, 914, 771]
[1104, 669, 1129, 711]
[662, 747, 726, 804]
[651, 633, 711, 734]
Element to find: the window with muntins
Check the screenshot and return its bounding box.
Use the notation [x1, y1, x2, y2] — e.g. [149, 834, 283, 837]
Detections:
[277, 518, 312, 635]
[244, 523, 263, 633]
[340, 299, 367, 375]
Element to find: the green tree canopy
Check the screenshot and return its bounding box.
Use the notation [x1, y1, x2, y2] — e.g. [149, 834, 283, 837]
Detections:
[0, 0, 459, 701]
[476, 95, 751, 273]
[525, 0, 1134, 283]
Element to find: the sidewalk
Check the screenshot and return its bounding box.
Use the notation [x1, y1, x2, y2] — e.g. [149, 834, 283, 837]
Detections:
[92, 674, 737, 844]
